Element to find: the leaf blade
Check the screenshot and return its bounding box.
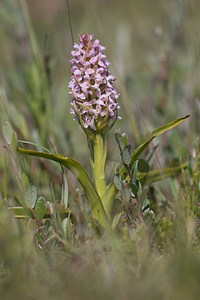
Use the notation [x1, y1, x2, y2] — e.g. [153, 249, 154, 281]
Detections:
[18, 147, 109, 227]
[25, 185, 37, 208]
[34, 196, 46, 221]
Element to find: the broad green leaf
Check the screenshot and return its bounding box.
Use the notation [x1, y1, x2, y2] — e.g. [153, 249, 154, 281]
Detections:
[103, 115, 189, 217]
[114, 173, 122, 190]
[18, 148, 109, 228]
[128, 182, 138, 195]
[122, 145, 132, 165]
[2, 121, 13, 145]
[21, 172, 30, 189]
[34, 196, 46, 221]
[25, 185, 37, 208]
[122, 132, 128, 146]
[123, 185, 131, 201]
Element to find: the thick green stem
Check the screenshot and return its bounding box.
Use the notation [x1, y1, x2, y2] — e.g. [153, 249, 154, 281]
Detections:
[91, 132, 107, 201]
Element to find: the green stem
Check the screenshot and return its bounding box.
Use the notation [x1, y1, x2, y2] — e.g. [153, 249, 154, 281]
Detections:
[91, 132, 107, 201]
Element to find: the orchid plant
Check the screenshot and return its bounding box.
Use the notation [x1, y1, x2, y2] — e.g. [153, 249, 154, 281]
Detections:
[15, 33, 189, 229]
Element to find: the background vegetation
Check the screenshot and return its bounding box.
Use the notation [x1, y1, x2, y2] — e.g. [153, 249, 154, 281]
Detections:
[0, 0, 200, 299]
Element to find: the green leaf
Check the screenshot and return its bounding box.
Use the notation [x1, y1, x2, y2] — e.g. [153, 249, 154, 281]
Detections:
[122, 145, 132, 165]
[18, 140, 52, 153]
[129, 115, 189, 170]
[123, 186, 131, 201]
[122, 132, 128, 146]
[25, 185, 37, 208]
[2, 121, 13, 145]
[34, 196, 46, 221]
[103, 115, 189, 217]
[114, 173, 122, 190]
[18, 147, 109, 228]
[128, 182, 138, 195]
[21, 172, 30, 189]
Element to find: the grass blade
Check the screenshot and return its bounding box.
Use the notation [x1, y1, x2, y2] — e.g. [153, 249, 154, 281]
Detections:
[137, 162, 188, 185]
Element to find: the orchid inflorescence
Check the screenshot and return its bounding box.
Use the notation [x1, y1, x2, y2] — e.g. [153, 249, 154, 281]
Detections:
[69, 33, 120, 132]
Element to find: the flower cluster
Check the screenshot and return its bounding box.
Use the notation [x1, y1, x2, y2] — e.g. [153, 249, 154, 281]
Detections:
[69, 33, 120, 131]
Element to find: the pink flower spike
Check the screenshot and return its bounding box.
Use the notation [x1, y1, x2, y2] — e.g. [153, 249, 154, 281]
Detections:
[68, 33, 121, 131]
